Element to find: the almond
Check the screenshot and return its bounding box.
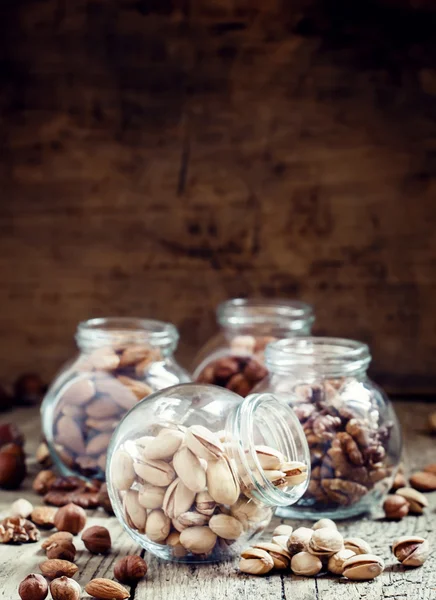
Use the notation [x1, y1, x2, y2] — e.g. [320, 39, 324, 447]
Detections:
[85, 578, 129, 599]
[39, 559, 78, 579]
[31, 506, 57, 529]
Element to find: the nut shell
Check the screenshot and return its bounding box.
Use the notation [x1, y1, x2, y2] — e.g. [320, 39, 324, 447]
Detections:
[46, 540, 76, 562]
[54, 503, 87, 534]
[82, 526, 111, 554]
[114, 555, 148, 584]
[383, 495, 409, 520]
[18, 574, 48, 600]
[50, 577, 81, 600]
[392, 536, 430, 567]
[342, 554, 384, 580]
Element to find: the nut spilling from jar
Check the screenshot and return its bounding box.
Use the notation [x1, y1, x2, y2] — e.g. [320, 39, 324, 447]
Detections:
[51, 343, 163, 479]
[111, 423, 308, 560]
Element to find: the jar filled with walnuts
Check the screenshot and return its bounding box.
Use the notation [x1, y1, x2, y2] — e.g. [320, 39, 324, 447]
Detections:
[192, 298, 314, 397]
[41, 318, 191, 481]
[106, 383, 310, 563]
[254, 337, 402, 519]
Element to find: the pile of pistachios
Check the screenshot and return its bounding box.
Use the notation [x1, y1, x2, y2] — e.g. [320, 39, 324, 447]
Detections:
[239, 518, 430, 579]
[111, 424, 308, 559]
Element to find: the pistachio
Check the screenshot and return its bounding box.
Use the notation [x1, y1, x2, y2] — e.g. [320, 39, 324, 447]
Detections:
[239, 547, 275, 575]
[178, 511, 210, 527]
[171, 516, 188, 533]
[166, 531, 188, 558]
[162, 479, 196, 519]
[230, 497, 271, 528]
[343, 537, 372, 555]
[142, 430, 184, 461]
[273, 524, 293, 537]
[281, 461, 308, 486]
[185, 425, 224, 461]
[392, 536, 430, 567]
[253, 542, 291, 569]
[179, 526, 217, 555]
[111, 450, 135, 491]
[261, 470, 286, 486]
[145, 509, 171, 543]
[138, 484, 166, 509]
[195, 491, 216, 516]
[208, 514, 243, 540]
[272, 535, 290, 550]
[291, 551, 322, 576]
[134, 436, 155, 454]
[207, 455, 240, 506]
[342, 554, 384, 580]
[124, 491, 147, 532]
[173, 447, 206, 493]
[327, 548, 356, 575]
[312, 518, 337, 531]
[287, 527, 313, 555]
[309, 528, 344, 557]
[396, 487, 428, 514]
[133, 458, 176, 487]
[383, 495, 409, 519]
[254, 446, 285, 470]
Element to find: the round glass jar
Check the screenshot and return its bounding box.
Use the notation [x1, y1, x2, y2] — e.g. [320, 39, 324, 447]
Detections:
[193, 298, 314, 397]
[254, 337, 402, 519]
[106, 383, 310, 563]
[41, 317, 191, 480]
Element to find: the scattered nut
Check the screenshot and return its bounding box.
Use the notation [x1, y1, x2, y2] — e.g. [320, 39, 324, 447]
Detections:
[82, 526, 111, 554]
[31, 506, 57, 529]
[0, 516, 40, 543]
[396, 487, 428, 514]
[85, 578, 130, 599]
[327, 548, 356, 575]
[36, 442, 52, 467]
[273, 524, 293, 537]
[54, 503, 87, 534]
[312, 518, 337, 531]
[291, 551, 323, 576]
[39, 559, 78, 579]
[46, 540, 76, 561]
[239, 547, 275, 575]
[50, 576, 81, 600]
[383, 495, 409, 519]
[11, 498, 34, 518]
[342, 553, 384, 580]
[18, 574, 48, 600]
[392, 536, 430, 567]
[0, 445, 26, 489]
[309, 528, 344, 557]
[343, 537, 372, 555]
[42, 531, 74, 550]
[390, 465, 407, 491]
[114, 555, 148, 584]
[33, 470, 57, 495]
[424, 463, 436, 475]
[287, 527, 313, 555]
[253, 542, 291, 569]
[409, 471, 436, 492]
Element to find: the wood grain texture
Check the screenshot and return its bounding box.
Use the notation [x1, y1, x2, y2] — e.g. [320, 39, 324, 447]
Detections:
[0, 402, 435, 599]
[1, 1, 436, 393]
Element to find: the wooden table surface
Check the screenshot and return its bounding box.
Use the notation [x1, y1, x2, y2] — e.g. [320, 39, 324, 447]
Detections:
[0, 402, 435, 600]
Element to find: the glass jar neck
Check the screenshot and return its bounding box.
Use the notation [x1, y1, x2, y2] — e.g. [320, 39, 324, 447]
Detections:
[76, 318, 178, 355]
[226, 393, 310, 507]
[217, 298, 314, 337]
[265, 337, 371, 379]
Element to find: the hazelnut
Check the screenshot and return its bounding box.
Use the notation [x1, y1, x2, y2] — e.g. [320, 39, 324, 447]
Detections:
[18, 574, 48, 600]
[39, 559, 78, 579]
[31, 506, 57, 529]
[46, 540, 76, 561]
[50, 576, 81, 600]
[82, 525, 111, 554]
[114, 555, 148, 584]
[383, 495, 409, 519]
[11, 498, 34, 518]
[42, 531, 74, 550]
[0, 448, 26, 489]
[33, 470, 57, 495]
[54, 503, 86, 534]
[0, 423, 24, 448]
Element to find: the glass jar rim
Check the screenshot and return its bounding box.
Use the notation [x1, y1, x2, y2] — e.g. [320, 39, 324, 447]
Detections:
[217, 298, 314, 332]
[265, 336, 371, 376]
[76, 317, 179, 350]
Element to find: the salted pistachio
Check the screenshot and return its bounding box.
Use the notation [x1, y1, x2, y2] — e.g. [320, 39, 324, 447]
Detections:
[124, 490, 147, 532]
[327, 548, 356, 575]
[195, 491, 216, 516]
[208, 514, 243, 540]
[179, 526, 217, 555]
[309, 528, 343, 557]
[273, 524, 293, 537]
[239, 547, 275, 575]
[142, 430, 184, 461]
[134, 436, 155, 454]
[281, 461, 308, 486]
[207, 455, 240, 506]
[262, 470, 287, 486]
[272, 535, 290, 551]
[313, 518, 337, 531]
[185, 425, 224, 461]
[138, 484, 166, 509]
[145, 509, 171, 543]
[173, 447, 206, 493]
[133, 458, 176, 487]
[230, 497, 271, 529]
[287, 527, 313, 555]
[392, 536, 430, 567]
[343, 554, 384, 580]
[396, 487, 428, 514]
[166, 531, 188, 558]
[291, 551, 322, 576]
[162, 479, 196, 519]
[178, 510, 210, 527]
[253, 542, 291, 570]
[171, 517, 187, 533]
[254, 445, 285, 470]
[112, 449, 135, 491]
[344, 537, 372, 555]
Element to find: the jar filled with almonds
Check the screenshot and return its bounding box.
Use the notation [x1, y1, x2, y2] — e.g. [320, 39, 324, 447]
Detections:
[254, 337, 402, 519]
[41, 318, 191, 481]
[106, 383, 310, 562]
[192, 299, 314, 397]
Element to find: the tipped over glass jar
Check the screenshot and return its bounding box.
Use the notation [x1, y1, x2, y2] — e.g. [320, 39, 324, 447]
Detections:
[192, 298, 314, 397]
[41, 318, 191, 480]
[254, 337, 402, 519]
[106, 383, 311, 563]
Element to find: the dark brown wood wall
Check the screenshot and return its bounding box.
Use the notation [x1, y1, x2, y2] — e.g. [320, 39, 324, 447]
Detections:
[1, 0, 436, 395]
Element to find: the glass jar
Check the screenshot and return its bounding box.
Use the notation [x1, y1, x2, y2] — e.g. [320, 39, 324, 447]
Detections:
[41, 318, 191, 481]
[106, 383, 310, 563]
[254, 337, 402, 519]
[193, 298, 314, 397]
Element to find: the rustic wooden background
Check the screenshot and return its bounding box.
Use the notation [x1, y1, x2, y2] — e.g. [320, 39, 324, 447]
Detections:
[0, 0, 436, 395]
